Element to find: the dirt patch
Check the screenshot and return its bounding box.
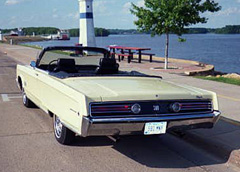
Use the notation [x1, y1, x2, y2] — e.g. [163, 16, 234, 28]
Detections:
[3, 36, 47, 44]
[221, 73, 240, 80]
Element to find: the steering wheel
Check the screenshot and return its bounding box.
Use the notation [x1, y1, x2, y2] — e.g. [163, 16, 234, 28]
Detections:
[48, 60, 58, 72]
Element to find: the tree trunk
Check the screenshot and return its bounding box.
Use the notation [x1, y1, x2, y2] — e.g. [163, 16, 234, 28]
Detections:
[164, 33, 169, 69]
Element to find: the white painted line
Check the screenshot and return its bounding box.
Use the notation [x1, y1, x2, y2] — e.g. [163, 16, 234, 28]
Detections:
[218, 94, 240, 102]
[1, 94, 22, 102]
[1, 94, 10, 102]
[6, 48, 26, 50]
[9, 96, 22, 99]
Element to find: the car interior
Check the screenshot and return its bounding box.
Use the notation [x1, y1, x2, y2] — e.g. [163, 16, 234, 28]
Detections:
[38, 57, 120, 78]
[36, 48, 156, 79]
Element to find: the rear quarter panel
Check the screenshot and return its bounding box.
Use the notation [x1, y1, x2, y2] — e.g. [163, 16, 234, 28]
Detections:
[17, 65, 89, 135]
[35, 70, 89, 135]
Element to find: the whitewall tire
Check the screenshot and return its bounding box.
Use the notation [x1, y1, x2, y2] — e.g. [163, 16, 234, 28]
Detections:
[53, 115, 75, 145]
[22, 89, 35, 108]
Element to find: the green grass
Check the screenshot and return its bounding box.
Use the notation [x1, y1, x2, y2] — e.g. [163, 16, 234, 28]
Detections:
[195, 76, 240, 86]
[20, 44, 43, 50]
[51, 50, 73, 55]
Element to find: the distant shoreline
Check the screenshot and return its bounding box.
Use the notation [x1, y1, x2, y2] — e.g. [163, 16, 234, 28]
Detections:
[107, 25, 240, 35]
[1, 25, 240, 37]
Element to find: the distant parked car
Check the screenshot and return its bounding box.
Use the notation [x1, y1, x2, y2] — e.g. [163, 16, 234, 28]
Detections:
[16, 46, 221, 145]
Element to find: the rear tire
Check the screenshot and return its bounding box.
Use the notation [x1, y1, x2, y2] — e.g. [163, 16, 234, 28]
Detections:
[53, 115, 75, 145]
[22, 89, 35, 108]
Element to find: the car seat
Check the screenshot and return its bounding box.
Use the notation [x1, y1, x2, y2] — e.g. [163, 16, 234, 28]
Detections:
[54, 58, 78, 73]
[96, 58, 119, 74]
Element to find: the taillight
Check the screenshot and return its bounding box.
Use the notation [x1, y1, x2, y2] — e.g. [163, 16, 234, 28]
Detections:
[91, 104, 132, 115]
[169, 101, 212, 112]
[180, 102, 212, 110]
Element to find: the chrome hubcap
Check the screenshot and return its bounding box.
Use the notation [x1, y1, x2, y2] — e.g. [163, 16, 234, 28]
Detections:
[54, 116, 62, 139]
[22, 93, 27, 105]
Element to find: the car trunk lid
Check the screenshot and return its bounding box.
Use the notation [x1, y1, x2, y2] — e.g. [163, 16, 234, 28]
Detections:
[61, 77, 211, 102]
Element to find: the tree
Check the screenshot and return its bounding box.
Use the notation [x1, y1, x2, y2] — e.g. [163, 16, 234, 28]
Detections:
[94, 28, 110, 37]
[215, 25, 240, 34]
[131, 0, 221, 69]
[69, 28, 110, 37]
[22, 27, 59, 35]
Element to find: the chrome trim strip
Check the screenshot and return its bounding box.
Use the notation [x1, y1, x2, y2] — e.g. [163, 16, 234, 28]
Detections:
[90, 99, 212, 105]
[87, 111, 221, 123]
[92, 110, 132, 114]
[90, 111, 213, 119]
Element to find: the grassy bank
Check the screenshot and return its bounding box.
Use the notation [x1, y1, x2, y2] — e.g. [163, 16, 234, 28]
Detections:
[4, 36, 47, 44]
[195, 76, 240, 86]
[21, 44, 43, 50]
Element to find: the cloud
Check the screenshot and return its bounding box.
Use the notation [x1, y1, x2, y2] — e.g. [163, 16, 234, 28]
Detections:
[94, 1, 107, 14]
[136, 0, 145, 7]
[5, 0, 27, 5]
[122, 0, 145, 14]
[52, 14, 59, 18]
[122, 2, 132, 14]
[5, 0, 19, 5]
[215, 7, 240, 16]
[9, 16, 17, 25]
[22, 15, 34, 22]
[67, 12, 79, 19]
[93, 0, 114, 16]
[53, 8, 57, 13]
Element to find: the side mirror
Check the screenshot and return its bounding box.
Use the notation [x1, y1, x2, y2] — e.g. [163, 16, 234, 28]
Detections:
[30, 61, 36, 68]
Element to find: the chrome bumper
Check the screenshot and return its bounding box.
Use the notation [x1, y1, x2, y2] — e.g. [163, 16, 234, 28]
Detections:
[81, 111, 221, 137]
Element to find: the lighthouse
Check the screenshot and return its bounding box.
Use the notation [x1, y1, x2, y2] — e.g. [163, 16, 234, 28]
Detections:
[78, 0, 96, 47]
[0, 30, 2, 41]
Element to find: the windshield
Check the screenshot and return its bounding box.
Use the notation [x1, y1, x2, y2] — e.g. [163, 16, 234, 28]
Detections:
[39, 49, 104, 67]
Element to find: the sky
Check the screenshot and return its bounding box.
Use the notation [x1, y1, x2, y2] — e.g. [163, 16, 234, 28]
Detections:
[0, 0, 240, 29]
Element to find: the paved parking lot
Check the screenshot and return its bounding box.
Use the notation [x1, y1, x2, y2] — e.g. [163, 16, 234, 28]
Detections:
[0, 49, 240, 172]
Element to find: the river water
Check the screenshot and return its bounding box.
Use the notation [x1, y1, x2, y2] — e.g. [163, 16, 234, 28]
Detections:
[24, 34, 240, 74]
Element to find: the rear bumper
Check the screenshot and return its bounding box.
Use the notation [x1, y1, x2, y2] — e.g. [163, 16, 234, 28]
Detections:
[81, 111, 221, 137]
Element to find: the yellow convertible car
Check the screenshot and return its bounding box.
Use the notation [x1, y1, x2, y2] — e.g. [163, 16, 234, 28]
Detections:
[16, 46, 221, 145]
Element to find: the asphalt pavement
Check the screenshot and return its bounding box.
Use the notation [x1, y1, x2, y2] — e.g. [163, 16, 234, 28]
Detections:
[0, 44, 240, 172]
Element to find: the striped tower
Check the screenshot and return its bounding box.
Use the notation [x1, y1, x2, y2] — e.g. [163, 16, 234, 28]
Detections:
[79, 0, 96, 47]
[0, 30, 2, 41]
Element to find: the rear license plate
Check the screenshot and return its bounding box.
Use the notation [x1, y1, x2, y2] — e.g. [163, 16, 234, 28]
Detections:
[144, 122, 167, 135]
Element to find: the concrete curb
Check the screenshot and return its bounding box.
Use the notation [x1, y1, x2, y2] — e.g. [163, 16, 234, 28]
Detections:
[139, 55, 215, 76]
[221, 116, 240, 127]
[140, 55, 199, 65]
[184, 64, 215, 76]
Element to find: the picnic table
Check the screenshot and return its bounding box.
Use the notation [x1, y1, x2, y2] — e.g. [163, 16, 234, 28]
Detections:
[108, 45, 152, 63]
